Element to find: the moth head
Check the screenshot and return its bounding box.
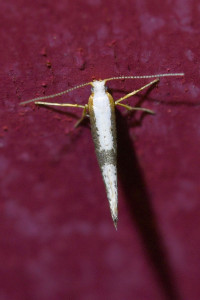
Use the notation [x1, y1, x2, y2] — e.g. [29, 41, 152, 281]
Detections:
[91, 80, 107, 94]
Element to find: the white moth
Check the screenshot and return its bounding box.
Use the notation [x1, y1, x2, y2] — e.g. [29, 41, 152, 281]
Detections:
[20, 72, 184, 229]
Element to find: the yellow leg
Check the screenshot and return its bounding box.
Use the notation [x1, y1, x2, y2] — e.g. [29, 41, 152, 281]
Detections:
[117, 103, 155, 114]
[35, 101, 87, 127]
[74, 105, 88, 128]
[115, 79, 159, 105]
[35, 101, 85, 109]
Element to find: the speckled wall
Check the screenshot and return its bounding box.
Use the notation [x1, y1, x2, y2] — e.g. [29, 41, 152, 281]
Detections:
[0, 0, 200, 299]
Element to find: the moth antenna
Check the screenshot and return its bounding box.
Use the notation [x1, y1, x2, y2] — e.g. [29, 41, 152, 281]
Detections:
[20, 81, 93, 105]
[105, 73, 184, 82]
[20, 73, 184, 105]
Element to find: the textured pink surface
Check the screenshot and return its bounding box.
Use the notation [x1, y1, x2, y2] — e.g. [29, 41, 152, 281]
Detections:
[0, 1, 200, 299]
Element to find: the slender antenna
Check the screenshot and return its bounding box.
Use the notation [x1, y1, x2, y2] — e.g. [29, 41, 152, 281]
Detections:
[20, 81, 93, 105]
[105, 73, 184, 82]
[20, 73, 184, 105]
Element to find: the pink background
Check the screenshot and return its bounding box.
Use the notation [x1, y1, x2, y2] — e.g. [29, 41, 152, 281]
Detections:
[0, 0, 200, 299]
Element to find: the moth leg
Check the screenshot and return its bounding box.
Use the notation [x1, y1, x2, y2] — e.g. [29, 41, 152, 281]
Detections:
[115, 79, 159, 105]
[35, 101, 88, 127]
[74, 105, 89, 128]
[117, 103, 155, 114]
[35, 101, 85, 109]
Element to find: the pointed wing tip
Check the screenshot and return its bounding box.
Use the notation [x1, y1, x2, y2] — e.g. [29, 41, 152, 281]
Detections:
[113, 217, 118, 231]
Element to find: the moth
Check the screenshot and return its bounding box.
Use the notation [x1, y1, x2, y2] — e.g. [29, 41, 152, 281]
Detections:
[20, 72, 184, 229]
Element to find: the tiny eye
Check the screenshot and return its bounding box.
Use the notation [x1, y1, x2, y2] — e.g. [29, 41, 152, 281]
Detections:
[91, 87, 94, 93]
